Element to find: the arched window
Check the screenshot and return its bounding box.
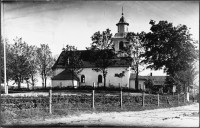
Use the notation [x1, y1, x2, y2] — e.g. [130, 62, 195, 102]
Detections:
[119, 41, 124, 50]
[81, 75, 85, 83]
[98, 75, 102, 83]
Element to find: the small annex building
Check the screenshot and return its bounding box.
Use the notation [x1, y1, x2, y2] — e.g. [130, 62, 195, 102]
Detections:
[51, 10, 166, 90]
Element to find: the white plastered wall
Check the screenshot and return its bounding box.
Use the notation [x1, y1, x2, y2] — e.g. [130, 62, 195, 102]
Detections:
[113, 38, 127, 52]
[52, 80, 74, 87]
[78, 67, 130, 88]
[129, 79, 146, 90]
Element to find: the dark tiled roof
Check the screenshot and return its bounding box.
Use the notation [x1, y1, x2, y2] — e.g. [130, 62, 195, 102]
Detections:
[51, 69, 79, 81]
[129, 74, 147, 80]
[150, 76, 166, 85]
[116, 16, 129, 26]
[130, 74, 166, 85]
[52, 50, 132, 69]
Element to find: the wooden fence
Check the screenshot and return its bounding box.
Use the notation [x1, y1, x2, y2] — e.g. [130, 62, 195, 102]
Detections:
[1, 89, 188, 115]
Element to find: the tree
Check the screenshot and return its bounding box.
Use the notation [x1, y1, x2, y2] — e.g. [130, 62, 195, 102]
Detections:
[165, 62, 199, 94]
[62, 45, 83, 87]
[37, 44, 54, 88]
[7, 37, 31, 89]
[87, 28, 116, 88]
[25, 45, 38, 89]
[120, 32, 146, 90]
[144, 77, 154, 94]
[141, 20, 198, 92]
[141, 20, 198, 77]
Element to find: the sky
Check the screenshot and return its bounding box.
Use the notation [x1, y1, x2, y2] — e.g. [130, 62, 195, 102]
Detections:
[1, 1, 199, 86]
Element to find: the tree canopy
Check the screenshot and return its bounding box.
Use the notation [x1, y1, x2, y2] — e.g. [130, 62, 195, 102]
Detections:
[141, 20, 198, 77]
[1, 37, 55, 90]
[87, 28, 116, 88]
[122, 32, 146, 90]
[6, 37, 31, 89]
[37, 44, 54, 88]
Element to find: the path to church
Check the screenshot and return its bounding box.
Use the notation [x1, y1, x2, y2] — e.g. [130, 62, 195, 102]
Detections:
[16, 103, 199, 127]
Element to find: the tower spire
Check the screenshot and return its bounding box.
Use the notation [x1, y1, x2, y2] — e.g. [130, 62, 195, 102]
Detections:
[122, 7, 123, 16]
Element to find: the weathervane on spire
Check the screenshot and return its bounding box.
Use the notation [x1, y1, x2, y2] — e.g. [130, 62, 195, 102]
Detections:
[122, 7, 124, 16]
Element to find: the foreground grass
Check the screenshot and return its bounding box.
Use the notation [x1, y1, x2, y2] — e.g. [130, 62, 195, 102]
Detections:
[1, 101, 195, 125]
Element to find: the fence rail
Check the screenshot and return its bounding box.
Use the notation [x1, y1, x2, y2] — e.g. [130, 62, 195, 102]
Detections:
[1, 89, 188, 115]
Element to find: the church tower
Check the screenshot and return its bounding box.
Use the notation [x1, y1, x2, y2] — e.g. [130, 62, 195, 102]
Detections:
[116, 7, 129, 33]
[113, 7, 129, 53]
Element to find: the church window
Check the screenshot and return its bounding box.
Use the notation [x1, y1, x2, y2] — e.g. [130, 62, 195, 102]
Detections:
[98, 75, 102, 83]
[81, 75, 85, 83]
[119, 41, 124, 50]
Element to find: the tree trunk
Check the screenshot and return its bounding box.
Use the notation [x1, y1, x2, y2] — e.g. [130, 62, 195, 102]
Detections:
[103, 72, 106, 88]
[135, 65, 139, 90]
[42, 75, 44, 88]
[44, 76, 47, 89]
[31, 75, 34, 90]
[72, 76, 74, 88]
[184, 83, 187, 94]
[187, 78, 190, 93]
[27, 81, 29, 90]
[18, 81, 21, 89]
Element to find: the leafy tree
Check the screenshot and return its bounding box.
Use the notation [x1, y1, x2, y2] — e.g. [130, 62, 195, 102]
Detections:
[120, 32, 146, 90]
[7, 37, 31, 89]
[141, 20, 198, 92]
[165, 62, 199, 94]
[144, 76, 154, 94]
[87, 28, 116, 88]
[164, 76, 175, 93]
[25, 45, 38, 89]
[62, 45, 83, 87]
[37, 44, 54, 88]
[141, 20, 198, 77]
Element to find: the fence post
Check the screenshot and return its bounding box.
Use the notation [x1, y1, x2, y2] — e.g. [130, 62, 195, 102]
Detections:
[120, 88, 123, 109]
[183, 93, 185, 104]
[49, 89, 52, 114]
[177, 94, 179, 106]
[142, 92, 145, 107]
[157, 93, 159, 107]
[92, 89, 95, 110]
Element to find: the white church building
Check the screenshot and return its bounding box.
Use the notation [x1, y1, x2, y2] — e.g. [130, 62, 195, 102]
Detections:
[51, 11, 166, 90]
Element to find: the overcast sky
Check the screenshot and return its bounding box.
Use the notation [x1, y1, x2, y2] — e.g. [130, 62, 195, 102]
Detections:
[1, 1, 199, 77]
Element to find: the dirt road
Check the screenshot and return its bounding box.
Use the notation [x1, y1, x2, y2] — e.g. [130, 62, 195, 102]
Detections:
[13, 103, 200, 127]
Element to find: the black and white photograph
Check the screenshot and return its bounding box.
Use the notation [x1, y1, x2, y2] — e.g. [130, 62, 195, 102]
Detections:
[1, 1, 199, 127]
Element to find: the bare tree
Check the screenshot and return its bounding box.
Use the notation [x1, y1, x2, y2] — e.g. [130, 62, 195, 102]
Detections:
[26, 45, 38, 89]
[37, 44, 54, 88]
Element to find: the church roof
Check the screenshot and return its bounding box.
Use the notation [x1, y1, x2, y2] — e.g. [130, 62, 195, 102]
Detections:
[116, 16, 129, 26]
[51, 69, 79, 80]
[129, 74, 147, 80]
[130, 74, 166, 85]
[52, 50, 132, 70]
